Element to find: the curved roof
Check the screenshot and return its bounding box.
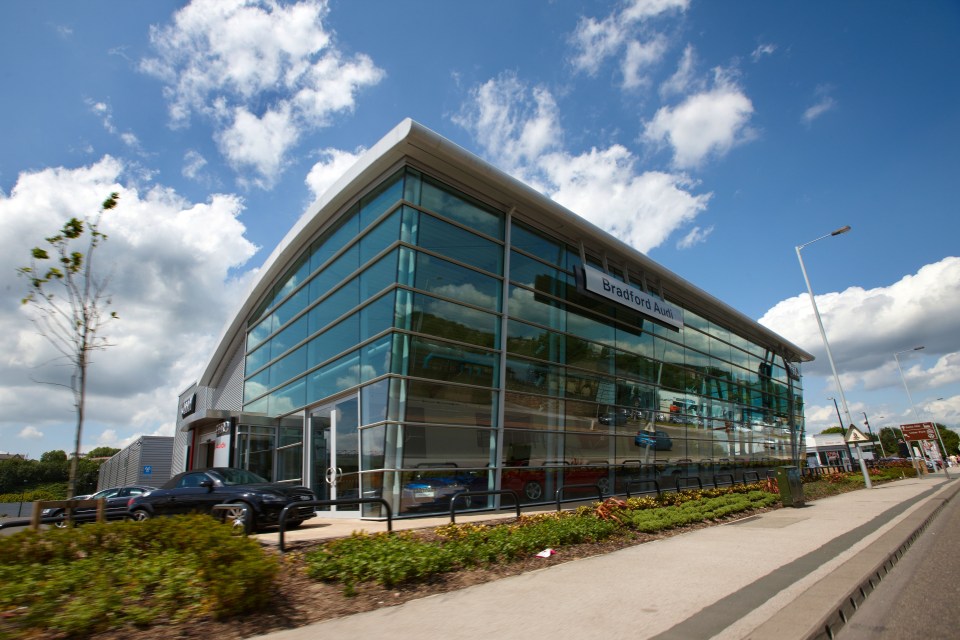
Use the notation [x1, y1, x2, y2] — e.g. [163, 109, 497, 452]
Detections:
[199, 119, 812, 387]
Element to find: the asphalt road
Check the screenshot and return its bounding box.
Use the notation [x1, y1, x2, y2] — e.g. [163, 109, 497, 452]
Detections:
[836, 486, 960, 639]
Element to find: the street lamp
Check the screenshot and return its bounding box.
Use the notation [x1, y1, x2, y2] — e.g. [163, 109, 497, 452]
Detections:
[862, 411, 885, 457]
[829, 396, 856, 471]
[797, 226, 871, 487]
[894, 346, 950, 478]
[796, 226, 854, 429]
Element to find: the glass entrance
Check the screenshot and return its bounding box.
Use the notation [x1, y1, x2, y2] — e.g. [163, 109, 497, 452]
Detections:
[307, 395, 360, 515]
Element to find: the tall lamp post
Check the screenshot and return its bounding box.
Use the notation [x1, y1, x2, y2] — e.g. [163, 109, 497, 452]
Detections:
[828, 396, 855, 470]
[894, 346, 950, 478]
[862, 411, 885, 457]
[797, 226, 871, 488]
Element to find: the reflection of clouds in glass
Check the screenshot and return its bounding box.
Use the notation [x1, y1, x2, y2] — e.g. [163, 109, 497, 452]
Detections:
[337, 364, 377, 389]
[244, 380, 269, 399]
[430, 283, 497, 309]
[423, 297, 494, 329]
[508, 287, 560, 328]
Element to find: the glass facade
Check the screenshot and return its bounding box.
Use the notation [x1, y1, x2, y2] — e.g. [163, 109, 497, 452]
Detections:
[234, 166, 805, 516]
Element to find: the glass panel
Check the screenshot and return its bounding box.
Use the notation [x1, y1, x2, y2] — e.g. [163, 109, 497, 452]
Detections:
[360, 335, 392, 381]
[307, 351, 361, 405]
[361, 378, 390, 426]
[307, 314, 359, 367]
[408, 337, 499, 388]
[334, 397, 360, 501]
[360, 208, 401, 264]
[276, 424, 303, 483]
[510, 251, 570, 293]
[308, 244, 360, 304]
[269, 376, 305, 416]
[503, 393, 563, 430]
[270, 344, 307, 389]
[404, 379, 498, 428]
[273, 282, 309, 330]
[361, 424, 386, 471]
[511, 222, 563, 267]
[506, 319, 564, 363]
[507, 284, 565, 330]
[310, 205, 359, 273]
[309, 278, 360, 335]
[419, 176, 503, 239]
[505, 356, 563, 396]
[236, 426, 274, 481]
[400, 425, 494, 470]
[565, 335, 614, 374]
[361, 293, 396, 341]
[359, 172, 403, 229]
[399, 291, 499, 348]
[418, 212, 502, 274]
[413, 251, 501, 311]
[361, 249, 398, 300]
[270, 313, 309, 361]
[244, 368, 270, 403]
[246, 342, 271, 377]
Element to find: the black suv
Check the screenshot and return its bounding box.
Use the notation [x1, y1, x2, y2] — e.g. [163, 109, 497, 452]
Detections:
[126, 467, 315, 533]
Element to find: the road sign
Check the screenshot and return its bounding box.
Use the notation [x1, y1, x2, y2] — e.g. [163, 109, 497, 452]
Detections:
[143, 465, 153, 475]
[844, 425, 871, 444]
[901, 422, 937, 441]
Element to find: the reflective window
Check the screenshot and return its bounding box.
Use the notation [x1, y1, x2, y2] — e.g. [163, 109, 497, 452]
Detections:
[511, 222, 564, 268]
[506, 319, 563, 363]
[397, 291, 498, 348]
[413, 251, 501, 311]
[404, 379, 497, 428]
[419, 176, 503, 239]
[417, 211, 503, 275]
[407, 337, 499, 388]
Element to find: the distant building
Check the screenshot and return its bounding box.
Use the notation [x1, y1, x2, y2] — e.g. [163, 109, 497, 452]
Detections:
[805, 433, 874, 471]
[97, 436, 174, 490]
[0, 452, 26, 461]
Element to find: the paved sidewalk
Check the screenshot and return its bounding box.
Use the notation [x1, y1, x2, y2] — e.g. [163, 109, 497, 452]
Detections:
[253, 473, 958, 640]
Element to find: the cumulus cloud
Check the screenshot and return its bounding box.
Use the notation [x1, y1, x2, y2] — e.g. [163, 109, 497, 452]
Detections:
[0, 157, 259, 458]
[643, 70, 756, 168]
[141, 0, 384, 188]
[305, 147, 365, 201]
[570, 0, 688, 84]
[454, 73, 710, 253]
[759, 257, 960, 390]
[19, 426, 44, 440]
[659, 44, 697, 98]
[676, 224, 713, 249]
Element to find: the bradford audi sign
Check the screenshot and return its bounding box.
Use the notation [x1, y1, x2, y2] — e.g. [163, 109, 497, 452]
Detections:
[581, 264, 684, 330]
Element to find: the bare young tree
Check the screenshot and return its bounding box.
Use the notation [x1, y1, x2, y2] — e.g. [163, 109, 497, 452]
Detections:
[17, 193, 120, 499]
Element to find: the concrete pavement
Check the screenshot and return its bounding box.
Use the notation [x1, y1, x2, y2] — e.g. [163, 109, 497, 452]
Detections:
[251, 472, 959, 640]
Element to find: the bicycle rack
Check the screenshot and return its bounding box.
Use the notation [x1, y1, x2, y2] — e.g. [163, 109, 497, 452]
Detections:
[555, 483, 605, 512]
[712, 473, 736, 488]
[448, 489, 521, 524]
[743, 470, 761, 484]
[278, 498, 393, 552]
[675, 476, 703, 491]
[624, 479, 661, 497]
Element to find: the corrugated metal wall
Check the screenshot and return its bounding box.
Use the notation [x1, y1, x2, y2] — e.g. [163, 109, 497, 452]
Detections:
[97, 436, 174, 489]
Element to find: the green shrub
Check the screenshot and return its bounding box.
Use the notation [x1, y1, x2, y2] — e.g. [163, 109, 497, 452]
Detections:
[305, 487, 775, 593]
[0, 514, 278, 637]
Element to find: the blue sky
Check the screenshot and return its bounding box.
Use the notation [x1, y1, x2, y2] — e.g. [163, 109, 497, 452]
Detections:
[1, 0, 958, 460]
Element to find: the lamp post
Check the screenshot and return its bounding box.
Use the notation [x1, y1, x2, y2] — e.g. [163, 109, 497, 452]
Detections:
[797, 226, 871, 487]
[862, 411, 885, 457]
[828, 396, 855, 471]
[894, 346, 950, 478]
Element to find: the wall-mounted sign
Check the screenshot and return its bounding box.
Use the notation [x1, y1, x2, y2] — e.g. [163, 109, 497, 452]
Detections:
[180, 393, 196, 418]
[215, 421, 231, 437]
[580, 264, 684, 329]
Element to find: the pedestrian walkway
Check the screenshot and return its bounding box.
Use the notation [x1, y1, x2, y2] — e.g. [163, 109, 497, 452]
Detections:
[252, 473, 959, 640]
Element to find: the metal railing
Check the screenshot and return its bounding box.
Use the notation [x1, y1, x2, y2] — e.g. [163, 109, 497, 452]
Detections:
[277, 498, 393, 552]
[448, 490, 520, 524]
[674, 476, 703, 491]
[743, 470, 761, 484]
[624, 479, 661, 497]
[555, 483, 605, 512]
[712, 473, 736, 487]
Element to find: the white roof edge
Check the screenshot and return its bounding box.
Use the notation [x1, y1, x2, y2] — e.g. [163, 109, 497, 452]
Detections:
[197, 118, 812, 388]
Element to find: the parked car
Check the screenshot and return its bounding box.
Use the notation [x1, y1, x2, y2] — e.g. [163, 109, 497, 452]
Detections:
[633, 429, 673, 451]
[126, 467, 316, 534]
[501, 461, 611, 503]
[41, 486, 156, 528]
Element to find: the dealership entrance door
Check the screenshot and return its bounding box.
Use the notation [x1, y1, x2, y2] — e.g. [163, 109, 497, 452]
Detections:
[308, 395, 360, 515]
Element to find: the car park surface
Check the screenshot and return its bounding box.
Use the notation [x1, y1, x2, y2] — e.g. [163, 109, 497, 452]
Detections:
[126, 467, 316, 533]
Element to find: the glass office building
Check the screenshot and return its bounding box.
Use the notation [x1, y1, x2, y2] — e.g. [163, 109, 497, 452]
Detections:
[175, 120, 812, 518]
